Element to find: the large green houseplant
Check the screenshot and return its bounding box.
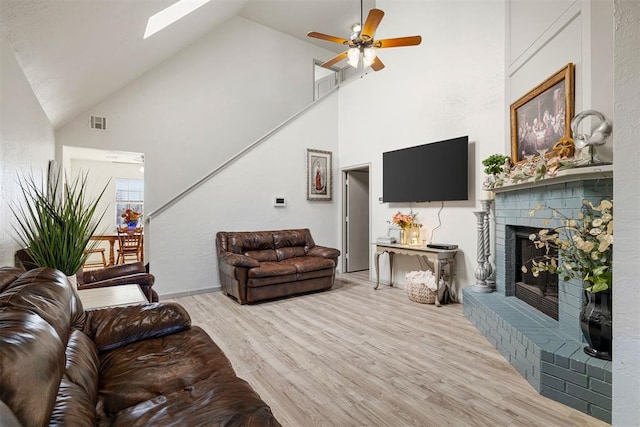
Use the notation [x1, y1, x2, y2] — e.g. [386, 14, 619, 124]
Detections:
[11, 167, 108, 276]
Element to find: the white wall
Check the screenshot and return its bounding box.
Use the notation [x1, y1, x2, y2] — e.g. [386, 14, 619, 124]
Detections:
[149, 94, 339, 296]
[0, 36, 55, 266]
[56, 16, 335, 216]
[339, 0, 506, 291]
[55, 15, 337, 292]
[507, 0, 614, 161]
[612, 0, 640, 423]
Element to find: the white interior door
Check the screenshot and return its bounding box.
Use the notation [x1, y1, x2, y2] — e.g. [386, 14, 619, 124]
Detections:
[345, 169, 369, 272]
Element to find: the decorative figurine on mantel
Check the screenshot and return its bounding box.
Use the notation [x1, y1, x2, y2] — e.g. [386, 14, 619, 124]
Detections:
[570, 109, 613, 166]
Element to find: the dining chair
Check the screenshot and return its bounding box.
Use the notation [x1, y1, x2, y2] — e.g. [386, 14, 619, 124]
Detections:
[116, 226, 143, 264]
[82, 247, 108, 269]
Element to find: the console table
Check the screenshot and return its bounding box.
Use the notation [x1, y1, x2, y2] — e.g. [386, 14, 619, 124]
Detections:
[374, 243, 458, 307]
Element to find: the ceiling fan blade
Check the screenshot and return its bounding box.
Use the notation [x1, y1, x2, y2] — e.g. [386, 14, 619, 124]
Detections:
[321, 51, 348, 68]
[307, 31, 349, 45]
[361, 8, 384, 41]
[371, 56, 385, 72]
[375, 35, 422, 48]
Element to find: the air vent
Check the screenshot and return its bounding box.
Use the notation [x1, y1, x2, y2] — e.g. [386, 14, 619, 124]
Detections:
[90, 115, 107, 131]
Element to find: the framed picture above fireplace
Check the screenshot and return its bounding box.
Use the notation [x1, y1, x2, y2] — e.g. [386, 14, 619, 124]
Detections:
[510, 63, 575, 164]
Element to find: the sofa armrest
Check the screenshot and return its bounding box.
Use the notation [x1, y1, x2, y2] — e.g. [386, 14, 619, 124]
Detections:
[308, 245, 340, 260]
[84, 303, 191, 352]
[78, 262, 147, 284]
[77, 273, 153, 289]
[219, 252, 260, 268]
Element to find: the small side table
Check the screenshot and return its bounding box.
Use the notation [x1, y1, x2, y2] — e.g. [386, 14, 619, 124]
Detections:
[77, 284, 147, 310]
[374, 243, 458, 307]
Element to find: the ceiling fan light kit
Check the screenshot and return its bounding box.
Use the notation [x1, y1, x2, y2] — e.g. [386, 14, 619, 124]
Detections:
[307, 4, 422, 72]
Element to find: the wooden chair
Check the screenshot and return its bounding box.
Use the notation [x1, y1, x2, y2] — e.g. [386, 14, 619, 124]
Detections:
[116, 226, 143, 264]
[82, 248, 108, 269]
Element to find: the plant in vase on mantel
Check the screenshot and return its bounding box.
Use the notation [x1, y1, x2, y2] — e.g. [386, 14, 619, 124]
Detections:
[389, 211, 421, 245]
[121, 209, 141, 228]
[522, 199, 613, 360]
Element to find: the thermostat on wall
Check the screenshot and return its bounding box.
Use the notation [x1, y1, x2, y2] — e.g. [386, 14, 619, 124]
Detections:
[274, 197, 286, 207]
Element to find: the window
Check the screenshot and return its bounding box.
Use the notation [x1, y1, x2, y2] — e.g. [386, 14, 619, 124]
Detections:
[115, 179, 144, 226]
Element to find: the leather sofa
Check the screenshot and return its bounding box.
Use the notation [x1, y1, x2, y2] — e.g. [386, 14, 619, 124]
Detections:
[76, 261, 159, 303]
[15, 249, 158, 303]
[0, 266, 280, 426]
[216, 229, 340, 304]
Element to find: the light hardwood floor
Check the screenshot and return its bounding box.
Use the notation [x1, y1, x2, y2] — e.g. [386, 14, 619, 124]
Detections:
[168, 272, 608, 426]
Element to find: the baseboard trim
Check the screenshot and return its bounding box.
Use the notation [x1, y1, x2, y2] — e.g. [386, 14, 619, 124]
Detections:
[160, 286, 220, 300]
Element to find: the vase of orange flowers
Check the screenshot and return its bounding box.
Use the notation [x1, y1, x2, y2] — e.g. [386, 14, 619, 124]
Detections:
[390, 211, 418, 245]
[121, 208, 141, 229]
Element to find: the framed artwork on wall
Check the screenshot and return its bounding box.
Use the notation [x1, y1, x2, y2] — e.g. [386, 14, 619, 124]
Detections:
[510, 63, 575, 164]
[307, 149, 332, 201]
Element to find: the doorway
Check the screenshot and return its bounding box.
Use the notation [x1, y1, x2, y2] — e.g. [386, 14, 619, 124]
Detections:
[62, 146, 145, 233]
[342, 165, 370, 273]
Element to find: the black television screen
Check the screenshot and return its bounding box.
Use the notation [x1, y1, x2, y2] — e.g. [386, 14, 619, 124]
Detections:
[383, 136, 468, 202]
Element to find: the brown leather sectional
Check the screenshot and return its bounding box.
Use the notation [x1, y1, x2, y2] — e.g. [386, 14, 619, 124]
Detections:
[76, 261, 159, 303]
[216, 229, 340, 304]
[0, 267, 280, 426]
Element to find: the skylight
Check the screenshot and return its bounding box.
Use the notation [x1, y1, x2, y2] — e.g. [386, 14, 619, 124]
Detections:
[143, 0, 211, 39]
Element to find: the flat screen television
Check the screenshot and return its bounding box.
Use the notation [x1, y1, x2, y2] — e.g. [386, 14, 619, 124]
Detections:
[382, 136, 469, 202]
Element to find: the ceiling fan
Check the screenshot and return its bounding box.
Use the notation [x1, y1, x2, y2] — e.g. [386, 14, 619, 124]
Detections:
[307, 1, 422, 71]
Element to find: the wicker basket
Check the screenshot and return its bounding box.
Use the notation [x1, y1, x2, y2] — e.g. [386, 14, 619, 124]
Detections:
[405, 279, 436, 304]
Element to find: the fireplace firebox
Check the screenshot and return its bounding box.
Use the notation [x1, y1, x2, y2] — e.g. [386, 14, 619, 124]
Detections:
[514, 227, 559, 320]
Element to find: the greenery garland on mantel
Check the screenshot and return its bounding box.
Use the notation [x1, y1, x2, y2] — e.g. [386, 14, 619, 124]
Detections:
[482, 150, 612, 191]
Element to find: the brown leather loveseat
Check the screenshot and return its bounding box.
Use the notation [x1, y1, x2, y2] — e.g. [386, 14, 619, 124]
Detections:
[216, 229, 340, 304]
[0, 266, 280, 426]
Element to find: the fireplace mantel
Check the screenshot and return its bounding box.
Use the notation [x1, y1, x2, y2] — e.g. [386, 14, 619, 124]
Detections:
[492, 164, 613, 194]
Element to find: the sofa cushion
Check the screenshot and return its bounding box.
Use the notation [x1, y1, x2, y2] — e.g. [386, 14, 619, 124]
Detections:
[0, 267, 24, 293]
[0, 268, 80, 427]
[227, 231, 274, 254]
[273, 229, 314, 253]
[106, 376, 280, 426]
[0, 311, 65, 427]
[296, 268, 335, 281]
[247, 262, 297, 278]
[275, 246, 306, 261]
[84, 303, 191, 352]
[98, 326, 236, 416]
[281, 256, 335, 273]
[50, 330, 99, 426]
[0, 268, 79, 340]
[245, 249, 278, 262]
[248, 274, 298, 288]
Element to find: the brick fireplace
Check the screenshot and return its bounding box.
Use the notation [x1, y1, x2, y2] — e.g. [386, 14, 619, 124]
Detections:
[463, 166, 613, 422]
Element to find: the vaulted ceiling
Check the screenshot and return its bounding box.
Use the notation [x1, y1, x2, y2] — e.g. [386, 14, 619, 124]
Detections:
[1, 0, 375, 130]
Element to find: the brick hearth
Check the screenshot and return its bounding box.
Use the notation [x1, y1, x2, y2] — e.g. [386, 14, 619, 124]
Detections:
[463, 167, 613, 423]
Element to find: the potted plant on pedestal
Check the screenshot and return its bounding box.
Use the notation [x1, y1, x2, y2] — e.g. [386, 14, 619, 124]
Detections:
[523, 199, 613, 360]
[11, 167, 108, 281]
